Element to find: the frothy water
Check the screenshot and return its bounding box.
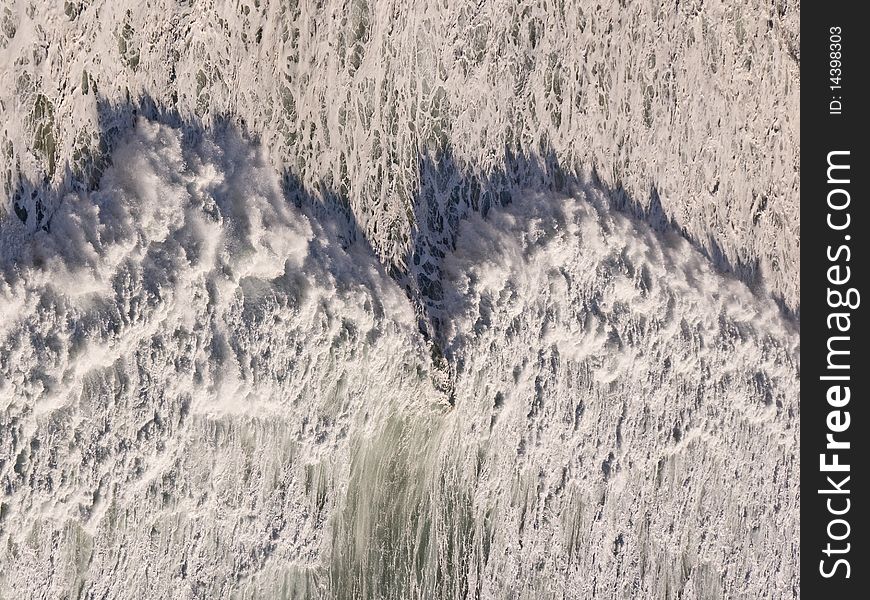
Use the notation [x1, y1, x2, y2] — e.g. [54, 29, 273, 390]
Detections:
[1, 120, 798, 599]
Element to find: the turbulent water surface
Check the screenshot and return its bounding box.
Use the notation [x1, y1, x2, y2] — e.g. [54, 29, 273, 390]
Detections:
[0, 1, 799, 599]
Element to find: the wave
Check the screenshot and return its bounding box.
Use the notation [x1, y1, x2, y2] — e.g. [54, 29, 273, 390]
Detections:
[0, 118, 798, 599]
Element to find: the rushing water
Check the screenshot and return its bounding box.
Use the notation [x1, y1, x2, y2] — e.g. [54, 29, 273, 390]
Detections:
[1, 1, 799, 597]
[0, 119, 798, 599]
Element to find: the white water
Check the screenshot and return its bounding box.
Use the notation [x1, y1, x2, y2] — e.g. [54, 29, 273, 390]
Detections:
[1, 0, 800, 310]
[1, 0, 800, 597]
[0, 119, 798, 598]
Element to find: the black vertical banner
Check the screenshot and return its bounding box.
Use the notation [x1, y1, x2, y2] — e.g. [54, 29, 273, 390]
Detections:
[802, 4, 869, 597]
